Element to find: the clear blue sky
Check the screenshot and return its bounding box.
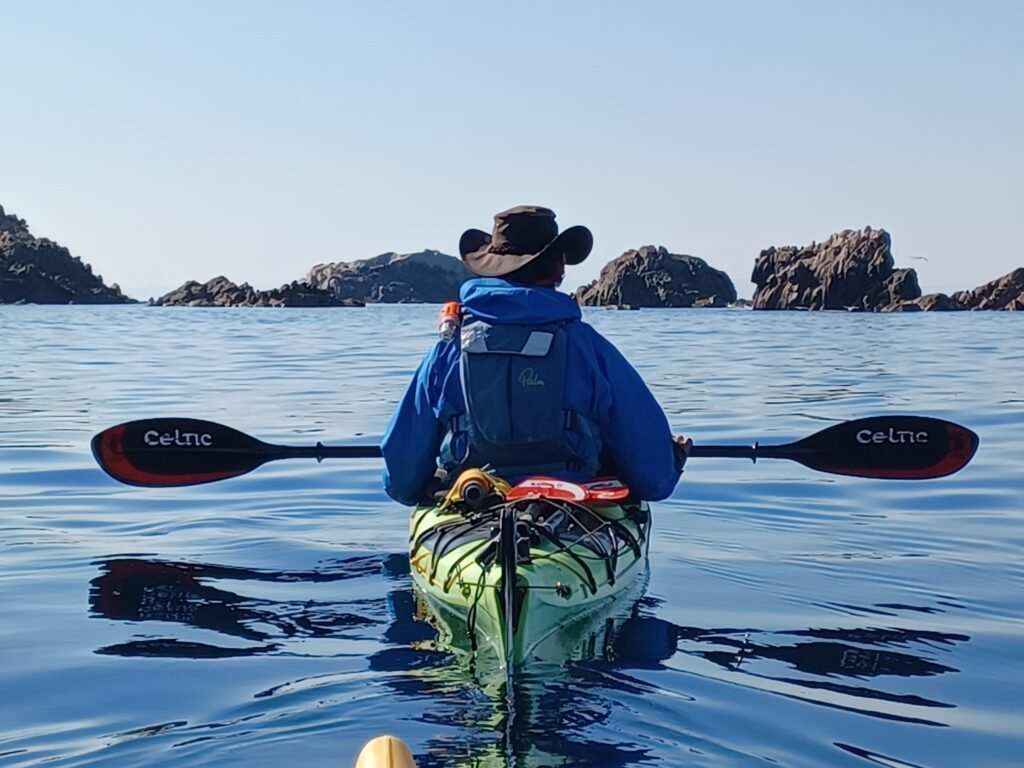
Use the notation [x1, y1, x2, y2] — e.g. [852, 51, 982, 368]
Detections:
[3, 0, 1021, 299]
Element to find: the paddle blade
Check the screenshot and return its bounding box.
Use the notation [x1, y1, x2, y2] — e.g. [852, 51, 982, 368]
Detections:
[783, 416, 979, 479]
[91, 418, 277, 487]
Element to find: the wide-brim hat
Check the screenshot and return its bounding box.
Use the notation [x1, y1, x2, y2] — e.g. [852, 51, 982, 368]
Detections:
[459, 205, 593, 278]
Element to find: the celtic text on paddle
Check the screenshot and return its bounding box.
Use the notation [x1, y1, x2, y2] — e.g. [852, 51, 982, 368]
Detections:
[856, 428, 929, 445]
[144, 429, 214, 447]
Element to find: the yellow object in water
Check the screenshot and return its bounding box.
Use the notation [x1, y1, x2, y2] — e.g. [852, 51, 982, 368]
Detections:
[354, 735, 417, 767]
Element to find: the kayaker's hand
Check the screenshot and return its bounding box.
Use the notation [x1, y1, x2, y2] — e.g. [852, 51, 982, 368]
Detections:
[419, 474, 447, 505]
[673, 435, 692, 470]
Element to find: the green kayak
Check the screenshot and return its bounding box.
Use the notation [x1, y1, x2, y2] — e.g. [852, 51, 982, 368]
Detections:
[409, 469, 650, 668]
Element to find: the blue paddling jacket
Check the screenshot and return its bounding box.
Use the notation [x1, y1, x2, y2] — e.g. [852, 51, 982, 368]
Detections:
[382, 278, 683, 506]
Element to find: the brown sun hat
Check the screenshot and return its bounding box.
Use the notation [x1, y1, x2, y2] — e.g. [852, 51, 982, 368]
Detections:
[458, 205, 593, 277]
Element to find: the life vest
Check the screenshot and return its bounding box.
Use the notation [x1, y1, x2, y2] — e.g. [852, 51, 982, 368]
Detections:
[439, 305, 599, 479]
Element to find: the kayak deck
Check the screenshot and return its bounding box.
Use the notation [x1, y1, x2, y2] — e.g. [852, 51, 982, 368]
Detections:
[409, 473, 650, 667]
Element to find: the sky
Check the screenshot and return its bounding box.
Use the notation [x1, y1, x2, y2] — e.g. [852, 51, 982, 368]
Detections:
[2, 0, 1021, 300]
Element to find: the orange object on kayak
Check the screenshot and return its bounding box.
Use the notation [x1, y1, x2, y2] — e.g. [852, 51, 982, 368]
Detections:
[438, 301, 462, 341]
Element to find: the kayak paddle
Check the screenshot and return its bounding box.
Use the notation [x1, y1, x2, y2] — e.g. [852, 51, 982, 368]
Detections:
[91, 418, 381, 488]
[91, 415, 978, 488]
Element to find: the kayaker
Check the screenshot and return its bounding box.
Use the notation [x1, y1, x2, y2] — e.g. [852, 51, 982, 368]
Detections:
[382, 205, 691, 506]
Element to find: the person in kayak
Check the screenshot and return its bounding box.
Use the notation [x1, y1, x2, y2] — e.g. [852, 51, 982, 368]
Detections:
[382, 205, 690, 506]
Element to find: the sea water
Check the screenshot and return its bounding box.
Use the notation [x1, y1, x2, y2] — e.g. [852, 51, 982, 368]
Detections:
[0, 304, 1022, 768]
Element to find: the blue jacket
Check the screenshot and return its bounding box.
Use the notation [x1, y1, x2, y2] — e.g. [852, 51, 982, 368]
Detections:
[381, 278, 683, 505]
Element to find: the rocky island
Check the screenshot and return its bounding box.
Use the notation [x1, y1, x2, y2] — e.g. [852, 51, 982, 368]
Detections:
[303, 250, 471, 304]
[150, 276, 363, 307]
[574, 246, 737, 308]
[751, 227, 919, 311]
[751, 227, 1023, 312]
[1, 205, 133, 304]
[151, 250, 472, 307]
[2, 201, 1021, 310]
[948, 269, 1024, 311]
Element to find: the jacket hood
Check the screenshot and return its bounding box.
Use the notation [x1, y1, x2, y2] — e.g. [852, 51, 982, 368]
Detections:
[459, 278, 582, 325]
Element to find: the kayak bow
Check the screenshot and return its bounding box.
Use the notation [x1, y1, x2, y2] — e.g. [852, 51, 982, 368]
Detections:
[355, 735, 418, 768]
[410, 471, 649, 668]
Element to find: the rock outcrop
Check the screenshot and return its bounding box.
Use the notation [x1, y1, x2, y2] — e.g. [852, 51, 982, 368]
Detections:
[574, 246, 737, 308]
[304, 250, 470, 304]
[884, 293, 969, 312]
[751, 227, 921, 311]
[951, 268, 1024, 311]
[150, 276, 363, 307]
[0, 205, 134, 304]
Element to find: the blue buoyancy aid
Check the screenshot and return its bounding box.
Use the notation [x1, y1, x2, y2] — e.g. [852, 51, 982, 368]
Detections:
[441, 318, 600, 479]
[382, 278, 683, 506]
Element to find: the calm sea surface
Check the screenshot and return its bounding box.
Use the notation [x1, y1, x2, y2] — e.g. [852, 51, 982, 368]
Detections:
[1, 305, 1022, 768]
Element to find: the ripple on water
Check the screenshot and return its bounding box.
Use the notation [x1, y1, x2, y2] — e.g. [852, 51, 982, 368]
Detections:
[0, 305, 1022, 767]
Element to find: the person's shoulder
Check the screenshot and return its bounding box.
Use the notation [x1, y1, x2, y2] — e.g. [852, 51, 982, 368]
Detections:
[566, 319, 624, 369]
[566, 318, 608, 345]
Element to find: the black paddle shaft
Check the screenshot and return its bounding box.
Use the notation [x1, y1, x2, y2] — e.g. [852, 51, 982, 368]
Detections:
[91, 415, 978, 487]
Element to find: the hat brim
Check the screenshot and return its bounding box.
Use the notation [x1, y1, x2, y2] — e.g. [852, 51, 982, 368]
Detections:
[459, 224, 593, 277]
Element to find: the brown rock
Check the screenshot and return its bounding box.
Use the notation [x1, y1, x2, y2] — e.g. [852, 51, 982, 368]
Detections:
[951, 268, 1024, 310]
[574, 246, 737, 308]
[150, 277, 363, 307]
[304, 250, 470, 304]
[883, 293, 969, 312]
[751, 227, 919, 311]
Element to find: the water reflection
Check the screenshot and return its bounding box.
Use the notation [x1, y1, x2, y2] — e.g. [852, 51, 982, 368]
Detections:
[89, 557, 970, 765]
[89, 555, 386, 658]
